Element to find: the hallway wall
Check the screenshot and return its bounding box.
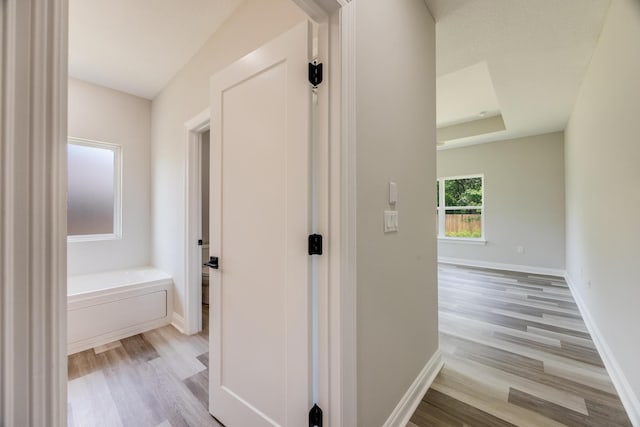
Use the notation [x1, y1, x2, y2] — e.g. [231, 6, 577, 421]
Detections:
[438, 132, 565, 273]
[68, 78, 152, 275]
[565, 0, 640, 421]
[355, 1, 438, 425]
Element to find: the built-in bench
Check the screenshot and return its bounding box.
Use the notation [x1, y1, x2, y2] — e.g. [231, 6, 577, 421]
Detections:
[67, 267, 173, 354]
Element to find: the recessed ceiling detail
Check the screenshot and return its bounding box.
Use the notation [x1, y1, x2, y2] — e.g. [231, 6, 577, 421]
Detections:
[437, 114, 506, 145]
[437, 61, 501, 128]
[426, 0, 611, 148]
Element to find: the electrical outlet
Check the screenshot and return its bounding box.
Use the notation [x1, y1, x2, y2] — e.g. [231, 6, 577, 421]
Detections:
[516, 245, 524, 254]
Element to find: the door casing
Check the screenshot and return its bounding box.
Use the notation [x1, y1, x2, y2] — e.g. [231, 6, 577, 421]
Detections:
[183, 109, 211, 335]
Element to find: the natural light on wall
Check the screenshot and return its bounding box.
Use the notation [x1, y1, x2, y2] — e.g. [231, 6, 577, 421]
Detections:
[67, 137, 122, 241]
[437, 175, 484, 240]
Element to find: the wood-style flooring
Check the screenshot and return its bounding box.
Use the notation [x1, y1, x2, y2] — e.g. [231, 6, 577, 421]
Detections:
[67, 305, 218, 427]
[69, 266, 632, 427]
[409, 264, 632, 427]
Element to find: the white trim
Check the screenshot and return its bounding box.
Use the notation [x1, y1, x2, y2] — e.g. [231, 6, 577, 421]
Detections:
[1, 0, 68, 425]
[438, 257, 566, 277]
[294, 0, 344, 20]
[338, 2, 358, 426]
[68, 234, 121, 242]
[438, 173, 485, 181]
[288, 4, 357, 424]
[184, 108, 211, 133]
[183, 109, 210, 335]
[310, 3, 356, 425]
[67, 136, 123, 242]
[171, 312, 187, 334]
[438, 237, 487, 245]
[312, 18, 329, 415]
[383, 351, 443, 427]
[565, 274, 640, 427]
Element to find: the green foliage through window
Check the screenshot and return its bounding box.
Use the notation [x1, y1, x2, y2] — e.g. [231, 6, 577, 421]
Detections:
[444, 177, 482, 207]
[437, 176, 484, 239]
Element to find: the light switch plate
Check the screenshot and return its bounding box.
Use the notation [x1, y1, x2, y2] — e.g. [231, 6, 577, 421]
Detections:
[384, 210, 398, 233]
[389, 182, 398, 205]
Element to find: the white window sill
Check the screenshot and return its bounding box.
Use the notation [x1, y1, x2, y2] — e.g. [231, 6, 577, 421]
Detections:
[68, 233, 121, 243]
[438, 237, 487, 245]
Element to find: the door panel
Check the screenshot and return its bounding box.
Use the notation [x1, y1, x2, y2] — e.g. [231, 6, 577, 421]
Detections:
[209, 22, 312, 427]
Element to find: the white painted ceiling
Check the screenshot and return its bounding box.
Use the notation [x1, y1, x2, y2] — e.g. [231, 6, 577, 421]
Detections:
[437, 61, 499, 127]
[69, 0, 244, 99]
[425, 0, 611, 148]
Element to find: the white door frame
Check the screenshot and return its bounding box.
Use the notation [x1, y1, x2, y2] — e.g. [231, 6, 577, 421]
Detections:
[2, 0, 355, 425]
[181, 2, 357, 425]
[1, 0, 69, 425]
[183, 109, 211, 335]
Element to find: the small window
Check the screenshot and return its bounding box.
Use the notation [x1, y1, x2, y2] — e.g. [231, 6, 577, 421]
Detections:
[437, 175, 484, 240]
[67, 138, 122, 241]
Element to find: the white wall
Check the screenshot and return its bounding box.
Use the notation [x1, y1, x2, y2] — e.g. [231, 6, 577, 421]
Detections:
[438, 132, 565, 273]
[67, 78, 151, 275]
[355, 1, 438, 426]
[151, 0, 306, 316]
[565, 0, 640, 419]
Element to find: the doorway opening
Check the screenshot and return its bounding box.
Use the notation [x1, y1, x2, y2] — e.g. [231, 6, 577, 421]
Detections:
[4, 0, 353, 424]
[200, 130, 211, 332]
[184, 110, 211, 335]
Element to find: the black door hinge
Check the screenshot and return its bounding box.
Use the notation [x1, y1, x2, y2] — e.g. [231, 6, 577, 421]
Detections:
[198, 239, 203, 246]
[309, 404, 323, 427]
[308, 62, 323, 87]
[308, 234, 323, 256]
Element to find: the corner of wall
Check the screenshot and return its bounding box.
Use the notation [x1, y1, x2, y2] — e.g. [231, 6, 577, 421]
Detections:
[382, 351, 443, 427]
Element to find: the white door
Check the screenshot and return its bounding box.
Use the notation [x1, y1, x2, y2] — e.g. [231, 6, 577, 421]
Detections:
[208, 22, 314, 427]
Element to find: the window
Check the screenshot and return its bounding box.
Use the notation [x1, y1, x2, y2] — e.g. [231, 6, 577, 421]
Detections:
[67, 138, 122, 241]
[437, 175, 484, 240]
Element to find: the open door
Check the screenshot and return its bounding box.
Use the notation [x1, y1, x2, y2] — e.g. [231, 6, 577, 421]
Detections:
[208, 22, 314, 426]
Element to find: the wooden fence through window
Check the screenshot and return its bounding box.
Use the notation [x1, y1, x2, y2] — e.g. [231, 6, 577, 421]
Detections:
[445, 213, 481, 237]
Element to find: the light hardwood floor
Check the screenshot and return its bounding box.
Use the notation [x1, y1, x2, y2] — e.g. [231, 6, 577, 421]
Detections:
[67, 305, 217, 427]
[410, 264, 632, 427]
[68, 266, 632, 426]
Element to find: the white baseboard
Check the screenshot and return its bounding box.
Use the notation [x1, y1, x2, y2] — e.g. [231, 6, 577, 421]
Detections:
[438, 257, 565, 277]
[67, 316, 171, 355]
[171, 312, 186, 334]
[564, 274, 640, 427]
[383, 350, 443, 427]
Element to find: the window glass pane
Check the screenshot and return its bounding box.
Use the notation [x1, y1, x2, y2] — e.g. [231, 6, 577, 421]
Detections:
[445, 209, 482, 238]
[67, 143, 115, 236]
[444, 177, 482, 207]
[436, 180, 439, 207]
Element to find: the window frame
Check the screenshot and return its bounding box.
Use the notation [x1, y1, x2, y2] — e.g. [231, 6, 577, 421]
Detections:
[67, 137, 123, 242]
[437, 174, 486, 243]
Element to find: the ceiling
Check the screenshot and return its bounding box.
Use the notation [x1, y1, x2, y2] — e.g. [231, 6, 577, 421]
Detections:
[69, 0, 244, 99]
[425, 0, 611, 148]
[69, 0, 612, 139]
